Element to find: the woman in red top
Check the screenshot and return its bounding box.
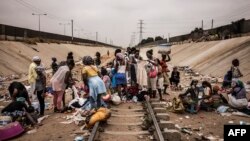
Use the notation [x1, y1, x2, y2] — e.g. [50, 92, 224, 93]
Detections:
[159, 53, 171, 94]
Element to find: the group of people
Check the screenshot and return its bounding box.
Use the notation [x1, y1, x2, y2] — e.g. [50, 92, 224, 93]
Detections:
[179, 59, 249, 114]
[2, 48, 249, 127]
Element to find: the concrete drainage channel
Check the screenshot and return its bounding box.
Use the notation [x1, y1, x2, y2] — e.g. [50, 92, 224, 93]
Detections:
[87, 100, 181, 141]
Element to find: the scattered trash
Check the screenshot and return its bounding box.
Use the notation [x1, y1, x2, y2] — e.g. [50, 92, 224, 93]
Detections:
[132, 96, 138, 103]
[138, 135, 144, 139]
[27, 129, 37, 134]
[220, 113, 232, 117]
[202, 135, 223, 141]
[74, 136, 84, 141]
[217, 105, 230, 113]
[180, 128, 193, 135]
[0, 116, 12, 126]
[228, 121, 234, 124]
[60, 121, 73, 124]
[232, 112, 250, 118]
[239, 121, 249, 125]
[197, 132, 203, 136]
[37, 115, 49, 124]
[179, 118, 183, 120]
[111, 93, 121, 105]
[185, 116, 190, 119]
[175, 124, 192, 135]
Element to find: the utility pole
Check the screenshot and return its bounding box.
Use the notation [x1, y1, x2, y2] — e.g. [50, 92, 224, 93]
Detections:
[32, 13, 47, 38]
[71, 19, 74, 41]
[138, 20, 144, 44]
[201, 20, 203, 29]
[211, 19, 214, 29]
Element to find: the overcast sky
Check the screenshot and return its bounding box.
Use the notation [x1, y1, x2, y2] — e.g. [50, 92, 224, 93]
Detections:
[0, 0, 250, 47]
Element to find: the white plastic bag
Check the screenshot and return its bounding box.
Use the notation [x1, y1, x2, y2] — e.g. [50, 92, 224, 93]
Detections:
[111, 93, 121, 105]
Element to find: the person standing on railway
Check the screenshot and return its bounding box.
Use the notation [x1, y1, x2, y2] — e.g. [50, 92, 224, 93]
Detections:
[145, 49, 158, 98]
[28, 56, 41, 101]
[82, 56, 107, 109]
[50, 59, 75, 112]
[156, 59, 164, 101]
[113, 53, 127, 99]
[159, 52, 171, 95]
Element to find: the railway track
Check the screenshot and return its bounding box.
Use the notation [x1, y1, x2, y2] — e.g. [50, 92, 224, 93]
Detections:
[87, 98, 181, 141]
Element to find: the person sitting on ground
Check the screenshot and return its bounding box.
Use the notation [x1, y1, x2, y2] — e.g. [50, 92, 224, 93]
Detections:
[8, 81, 32, 107]
[200, 85, 224, 111]
[179, 80, 199, 114]
[202, 81, 212, 98]
[222, 70, 233, 88]
[35, 66, 46, 116]
[1, 99, 37, 126]
[50, 59, 75, 112]
[82, 56, 107, 109]
[227, 79, 248, 109]
[51, 57, 58, 75]
[231, 59, 243, 79]
[170, 66, 180, 90]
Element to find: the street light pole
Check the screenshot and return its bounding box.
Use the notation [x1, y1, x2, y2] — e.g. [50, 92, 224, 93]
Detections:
[32, 13, 47, 38]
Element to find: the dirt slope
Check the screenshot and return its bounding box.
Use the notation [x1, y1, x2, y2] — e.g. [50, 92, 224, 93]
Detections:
[0, 41, 115, 76]
[140, 36, 250, 82]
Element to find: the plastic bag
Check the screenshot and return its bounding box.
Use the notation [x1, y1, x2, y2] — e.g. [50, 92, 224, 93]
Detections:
[111, 93, 121, 105]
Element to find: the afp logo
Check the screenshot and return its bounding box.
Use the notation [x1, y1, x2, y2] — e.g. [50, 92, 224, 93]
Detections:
[224, 125, 250, 140]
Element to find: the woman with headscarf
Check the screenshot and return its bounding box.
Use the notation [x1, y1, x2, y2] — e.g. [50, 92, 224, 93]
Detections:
[82, 56, 107, 109]
[145, 49, 158, 98]
[113, 53, 127, 98]
[50, 59, 75, 112]
[227, 79, 248, 109]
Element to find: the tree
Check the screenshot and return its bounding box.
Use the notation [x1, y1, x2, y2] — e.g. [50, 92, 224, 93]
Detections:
[145, 37, 154, 43]
[155, 36, 163, 41]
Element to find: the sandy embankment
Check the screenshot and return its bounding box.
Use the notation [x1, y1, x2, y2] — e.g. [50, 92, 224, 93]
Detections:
[140, 36, 250, 82]
[0, 41, 115, 77]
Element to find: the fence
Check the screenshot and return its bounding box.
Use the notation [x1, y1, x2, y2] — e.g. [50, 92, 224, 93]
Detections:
[0, 24, 120, 48]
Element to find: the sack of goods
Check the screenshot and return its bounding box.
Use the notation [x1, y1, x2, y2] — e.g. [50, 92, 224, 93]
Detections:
[158, 49, 171, 55]
[86, 108, 111, 128]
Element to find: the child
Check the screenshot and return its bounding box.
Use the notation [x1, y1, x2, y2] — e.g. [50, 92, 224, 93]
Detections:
[101, 67, 111, 95]
[51, 57, 58, 75]
[35, 66, 46, 116]
[170, 67, 180, 90]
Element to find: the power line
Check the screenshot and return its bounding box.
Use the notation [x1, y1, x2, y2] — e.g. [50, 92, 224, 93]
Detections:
[14, 0, 70, 22]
